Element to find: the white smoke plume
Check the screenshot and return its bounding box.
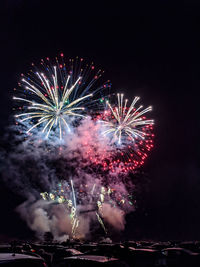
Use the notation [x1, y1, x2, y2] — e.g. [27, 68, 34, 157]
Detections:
[101, 203, 126, 231]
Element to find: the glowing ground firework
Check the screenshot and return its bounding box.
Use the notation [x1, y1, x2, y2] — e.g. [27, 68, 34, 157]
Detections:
[94, 93, 154, 172]
[13, 55, 110, 139]
[41, 179, 79, 238]
[40, 180, 134, 237]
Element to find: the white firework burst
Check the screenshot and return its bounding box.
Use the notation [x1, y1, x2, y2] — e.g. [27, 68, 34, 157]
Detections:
[101, 93, 154, 145]
[13, 59, 100, 139]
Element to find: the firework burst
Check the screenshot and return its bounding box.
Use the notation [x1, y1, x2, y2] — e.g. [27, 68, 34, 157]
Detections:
[95, 93, 154, 172]
[40, 179, 134, 237]
[102, 93, 154, 144]
[13, 55, 110, 139]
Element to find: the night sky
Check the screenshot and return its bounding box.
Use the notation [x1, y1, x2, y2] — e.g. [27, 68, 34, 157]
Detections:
[0, 0, 200, 241]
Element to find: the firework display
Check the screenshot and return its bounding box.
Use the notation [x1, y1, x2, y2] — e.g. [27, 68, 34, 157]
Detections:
[11, 55, 155, 239]
[13, 55, 110, 139]
[13, 56, 154, 172]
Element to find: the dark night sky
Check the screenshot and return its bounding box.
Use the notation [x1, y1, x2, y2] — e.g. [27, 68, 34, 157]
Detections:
[0, 0, 200, 241]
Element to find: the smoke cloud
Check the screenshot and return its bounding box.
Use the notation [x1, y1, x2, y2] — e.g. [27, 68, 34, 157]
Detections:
[0, 117, 136, 241]
[101, 203, 126, 231]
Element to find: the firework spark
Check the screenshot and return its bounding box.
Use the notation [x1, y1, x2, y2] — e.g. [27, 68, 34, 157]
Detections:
[96, 212, 107, 234]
